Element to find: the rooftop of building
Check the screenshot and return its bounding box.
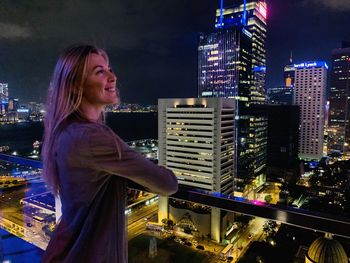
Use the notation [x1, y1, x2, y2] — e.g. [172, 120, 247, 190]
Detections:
[306, 234, 348, 263]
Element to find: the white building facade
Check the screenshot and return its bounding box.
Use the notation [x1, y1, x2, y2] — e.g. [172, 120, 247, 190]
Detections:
[293, 61, 327, 161]
[158, 97, 235, 242]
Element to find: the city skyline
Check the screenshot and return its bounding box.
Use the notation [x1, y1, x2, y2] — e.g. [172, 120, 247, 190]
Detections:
[0, 0, 349, 104]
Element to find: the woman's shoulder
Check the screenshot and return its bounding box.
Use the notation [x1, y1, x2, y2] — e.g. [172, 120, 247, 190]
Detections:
[58, 122, 114, 144]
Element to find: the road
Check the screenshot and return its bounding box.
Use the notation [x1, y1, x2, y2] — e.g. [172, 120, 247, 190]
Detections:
[128, 202, 158, 240]
[231, 217, 266, 261]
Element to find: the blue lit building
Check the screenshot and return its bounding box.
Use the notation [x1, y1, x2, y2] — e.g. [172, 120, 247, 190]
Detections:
[198, 1, 268, 199]
[215, 0, 267, 104]
[198, 26, 252, 103]
[216, 0, 268, 197]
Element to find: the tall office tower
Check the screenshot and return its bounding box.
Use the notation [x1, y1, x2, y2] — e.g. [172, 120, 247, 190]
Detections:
[158, 97, 235, 242]
[215, 0, 267, 104]
[198, 27, 252, 101]
[328, 42, 350, 157]
[198, 26, 257, 197]
[199, 1, 268, 198]
[294, 61, 328, 161]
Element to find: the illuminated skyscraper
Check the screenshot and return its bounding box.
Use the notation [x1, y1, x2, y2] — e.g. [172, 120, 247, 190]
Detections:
[215, 0, 267, 104]
[198, 24, 263, 197]
[158, 97, 235, 242]
[198, 0, 268, 198]
[328, 42, 350, 157]
[294, 61, 328, 161]
[198, 27, 252, 102]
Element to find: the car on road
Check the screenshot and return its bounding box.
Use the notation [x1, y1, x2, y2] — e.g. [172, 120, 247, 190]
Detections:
[196, 245, 205, 250]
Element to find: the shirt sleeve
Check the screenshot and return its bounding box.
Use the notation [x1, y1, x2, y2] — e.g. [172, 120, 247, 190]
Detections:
[85, 124, 178, 196]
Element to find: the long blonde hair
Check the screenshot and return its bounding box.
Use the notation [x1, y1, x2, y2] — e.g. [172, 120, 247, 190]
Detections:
[42, 44, 108, 196]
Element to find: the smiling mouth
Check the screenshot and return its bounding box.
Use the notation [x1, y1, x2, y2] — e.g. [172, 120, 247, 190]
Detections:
[105, 87, 116, 92]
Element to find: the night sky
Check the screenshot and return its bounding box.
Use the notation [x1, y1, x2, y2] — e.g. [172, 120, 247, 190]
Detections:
[0, 0, 349, 105]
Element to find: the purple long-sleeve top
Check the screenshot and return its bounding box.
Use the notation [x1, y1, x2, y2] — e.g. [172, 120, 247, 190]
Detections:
[42, 121, 178, 263]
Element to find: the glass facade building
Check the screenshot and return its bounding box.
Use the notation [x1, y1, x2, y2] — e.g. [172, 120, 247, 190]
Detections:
[198, 25, 266, 198]
[197, 0, 268, 198]
[215, 0, 267, 105]
[328, 43, 350, 157]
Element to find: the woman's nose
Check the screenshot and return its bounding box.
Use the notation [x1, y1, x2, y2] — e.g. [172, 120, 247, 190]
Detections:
[108, 71, 117, 83]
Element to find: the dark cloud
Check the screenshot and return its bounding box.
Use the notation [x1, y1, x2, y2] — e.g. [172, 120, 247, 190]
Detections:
[0, 0, 349, 104]
[0, 22, 32, 39]
[302, 0, 350, 11]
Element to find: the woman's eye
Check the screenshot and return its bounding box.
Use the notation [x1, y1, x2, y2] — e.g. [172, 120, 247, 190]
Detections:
[96, 70, 104, 75]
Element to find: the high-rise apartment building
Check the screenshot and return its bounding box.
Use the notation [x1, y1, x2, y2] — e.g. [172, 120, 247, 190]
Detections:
[294, 61, 327, 161]
[158, 97, 235, 242]
[215, 0, 267, 104]
[328, 42, 350, 157]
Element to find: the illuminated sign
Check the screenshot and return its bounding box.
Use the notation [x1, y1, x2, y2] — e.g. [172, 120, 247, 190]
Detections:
[293, 61, 328, 69]
[253, 66, 266, 72]
[258, 2, 267, 19]
[202, 91, 213, 96]
[17, 108, 29, 113]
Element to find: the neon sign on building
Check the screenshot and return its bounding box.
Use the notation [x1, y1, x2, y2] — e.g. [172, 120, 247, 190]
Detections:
[293, 61, 328, 69]
[258, 2, 267, 20]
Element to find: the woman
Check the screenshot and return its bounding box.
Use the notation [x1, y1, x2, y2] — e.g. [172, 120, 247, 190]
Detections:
[41, 44, 178, 262]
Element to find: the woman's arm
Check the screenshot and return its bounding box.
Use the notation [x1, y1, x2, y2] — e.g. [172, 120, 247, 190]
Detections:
[83, 124, 178, 196]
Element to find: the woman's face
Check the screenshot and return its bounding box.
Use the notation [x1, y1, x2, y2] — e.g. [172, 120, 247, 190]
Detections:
[81, 53, 119, 109]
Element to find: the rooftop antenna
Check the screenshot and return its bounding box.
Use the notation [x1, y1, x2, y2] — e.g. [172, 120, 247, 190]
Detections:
[219, 0, 224, 28]
[289, 50, 293, 64]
